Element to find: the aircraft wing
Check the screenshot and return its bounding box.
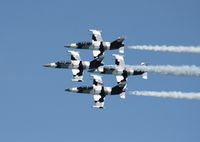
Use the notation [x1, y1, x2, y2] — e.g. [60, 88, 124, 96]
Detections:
[116, 70, 128, 83]
[89, 29, 103, 42]
[93, 93, 105, 109]
[68, 50, 81, 61]
[112, 54, 125, 67]
[91, 74, 103, 86]
[92, 41, 105, 58]
[72, 68, 83, 82]
[90, 74, 105, 108]
[92, 50, 104, 59]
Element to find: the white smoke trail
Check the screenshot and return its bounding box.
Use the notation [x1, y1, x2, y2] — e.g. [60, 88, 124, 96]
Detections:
[128, 45, 200, 54]
[128, 65, 200, 77]
[130, 91, 200, 100]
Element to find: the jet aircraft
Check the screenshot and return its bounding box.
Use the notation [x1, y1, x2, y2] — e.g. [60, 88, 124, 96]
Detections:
[65, 74, 128, 109]
[90, 54, 148, 80]
[64, 29, 125, 58]
[43, 50, 103, 82]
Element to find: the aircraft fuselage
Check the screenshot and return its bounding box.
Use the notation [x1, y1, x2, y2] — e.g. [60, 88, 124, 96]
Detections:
[43, 61, 90, 70]
[65, 37, 125, 51]
[93, 65, 145, 76]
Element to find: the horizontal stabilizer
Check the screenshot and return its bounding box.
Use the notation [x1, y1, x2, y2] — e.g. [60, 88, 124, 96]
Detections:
[120, 92, 126, 99]
[119, 46, 124, 54]
[141, 62, 148, 80]
[142, 72, 148, 80]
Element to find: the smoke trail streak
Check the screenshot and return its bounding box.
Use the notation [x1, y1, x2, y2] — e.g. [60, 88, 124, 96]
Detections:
[130, 91, 200, 100]
[128, 65, 200, 77]
[128, 45, 200, 54]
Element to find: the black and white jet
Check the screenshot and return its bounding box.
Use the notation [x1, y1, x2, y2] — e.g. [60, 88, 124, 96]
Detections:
[65, 29, 125, 58]
[43, 50, 103, 82]
[65, 74, 128, 109]
[90, 54, 148, 80]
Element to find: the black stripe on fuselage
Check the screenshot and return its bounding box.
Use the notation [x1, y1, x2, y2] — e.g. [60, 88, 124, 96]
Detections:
[133, 71, 144, 75]
[101, 67, 115, 74]
[77, 86, 93, 93]
[55, 61, 71, 68]
[76, 42, 92, 49]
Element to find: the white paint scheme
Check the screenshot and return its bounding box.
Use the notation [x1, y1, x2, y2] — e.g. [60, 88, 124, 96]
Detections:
[91, 74, 103, 85]
[97, 66, 104, 72]
[69, 43, 78, 48]
[93, 94, 101, 101]
[92, 50, 101, 58]
[93, 85, 102, 94]
[142, 72, 148, 80]
[92, 41, 101, 50]
[112, 54, 125, 67]
[72, 69, 79, 76]
[116, 75, 124, 83]
[71, 60, 80, 67]
[49, 63, 57, 67]
[126, 67, 134, 74]
[72, 75, 83, 82]
[82, 61, 90, 69]
[70, 87, 78, 92]
[103, 42, 111, 49]
[119, 46, 124, 54]
[104, 87, 112, 94]
[68, 50, 81, 60]
[120, 92, 126, 99]
[89, 29, 103, 42]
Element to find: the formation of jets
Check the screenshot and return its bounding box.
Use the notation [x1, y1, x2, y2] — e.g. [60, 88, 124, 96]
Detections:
[44, 29, 147, 108]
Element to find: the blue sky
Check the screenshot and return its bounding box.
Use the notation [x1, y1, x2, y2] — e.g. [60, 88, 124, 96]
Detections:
[0, 0, 200, 141]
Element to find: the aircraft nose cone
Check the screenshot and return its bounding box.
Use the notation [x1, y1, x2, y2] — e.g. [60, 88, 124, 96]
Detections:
[43, 63, 57, 68]
[65, 88, 71, 92]
[64, 43, 78, 48]
[65, 87, 78, 92]
[43, 64, 51, 67]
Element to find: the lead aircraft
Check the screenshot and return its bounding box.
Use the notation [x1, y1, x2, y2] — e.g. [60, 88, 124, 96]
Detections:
[65, 74, 128, 109]
[43, 50, 103, 82]
[65, 29, 125, 58]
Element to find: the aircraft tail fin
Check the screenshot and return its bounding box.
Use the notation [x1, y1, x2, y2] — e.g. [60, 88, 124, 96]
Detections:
[110, 37, 125, 53]
[142, 72, 148, 80]
[141, 62, 148, 80]
[89, 55, 104, 71]
[112, 54, 125, 67]
[111, 81, 127, 98]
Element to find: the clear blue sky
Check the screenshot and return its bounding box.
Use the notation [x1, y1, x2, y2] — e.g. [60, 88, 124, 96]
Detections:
[0, 0, 200, 142]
